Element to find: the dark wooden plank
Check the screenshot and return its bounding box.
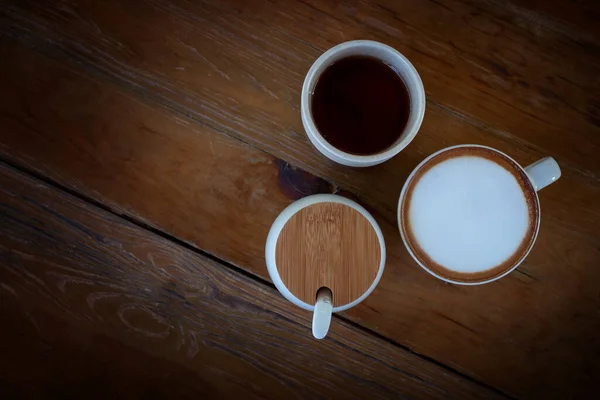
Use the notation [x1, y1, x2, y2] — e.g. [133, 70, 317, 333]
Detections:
[299, 0, 600, 170]
[0, 304, 248, 399]
[502, 0, 600, 42]
[0, 162, 507, 400]
[2, 0, 599, 178]
[2, 0, 599, 243]
[1, 35, 600, 399]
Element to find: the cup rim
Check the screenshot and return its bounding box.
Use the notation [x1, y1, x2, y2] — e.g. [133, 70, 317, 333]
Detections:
[265, 194, 386, 311]
[397, 144, 541, 285]
[301, 40, 425, 166]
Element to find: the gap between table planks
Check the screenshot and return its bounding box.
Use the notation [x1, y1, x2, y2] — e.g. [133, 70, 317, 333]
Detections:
[1, 30, 600, 399]
[0, 162, 510, 400]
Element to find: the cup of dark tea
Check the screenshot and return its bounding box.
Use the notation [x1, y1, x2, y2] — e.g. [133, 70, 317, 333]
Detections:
[301, 40, 425, 167]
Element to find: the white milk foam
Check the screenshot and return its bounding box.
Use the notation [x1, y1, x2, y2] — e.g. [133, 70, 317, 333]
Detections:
[409, 156, 530, 273]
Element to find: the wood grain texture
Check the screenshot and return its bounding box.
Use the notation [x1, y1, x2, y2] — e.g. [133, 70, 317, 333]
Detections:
[2, 4, 600, 399]
[300, 0, 600, 173]
[276, 202, 380, 306]
[2, 0, 599, 240]
[0, 163, 506, 400]
[502, 0, 600, 43]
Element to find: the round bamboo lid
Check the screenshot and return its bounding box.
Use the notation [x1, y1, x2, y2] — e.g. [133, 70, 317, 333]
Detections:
[275, 201, 381, 307]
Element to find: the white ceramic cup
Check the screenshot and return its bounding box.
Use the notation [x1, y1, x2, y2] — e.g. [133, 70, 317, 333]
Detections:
[301, 40, 426, 167]
[265, 194, 386, 338]
[397, 144, 561, 285]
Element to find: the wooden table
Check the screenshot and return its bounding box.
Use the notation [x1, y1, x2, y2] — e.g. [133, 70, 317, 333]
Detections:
[1, 0, 599, 398]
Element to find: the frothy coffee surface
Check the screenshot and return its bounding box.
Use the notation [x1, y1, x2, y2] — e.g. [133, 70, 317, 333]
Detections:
[402, 147, 538, 282]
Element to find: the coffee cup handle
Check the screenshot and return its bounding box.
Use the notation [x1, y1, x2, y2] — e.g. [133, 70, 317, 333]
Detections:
[312, 287, 333, 339]
[524, 157, 561, 191]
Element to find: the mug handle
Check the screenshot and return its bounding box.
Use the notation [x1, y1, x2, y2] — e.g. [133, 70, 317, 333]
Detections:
[524, 157, 561, 191]
[312, 287, 333, 339]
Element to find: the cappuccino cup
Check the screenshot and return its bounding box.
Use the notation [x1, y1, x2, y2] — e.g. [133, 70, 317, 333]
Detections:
[398, 145, 561, 285]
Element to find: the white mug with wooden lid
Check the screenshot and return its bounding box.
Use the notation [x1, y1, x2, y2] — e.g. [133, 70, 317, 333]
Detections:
[265, 194, 386, 339]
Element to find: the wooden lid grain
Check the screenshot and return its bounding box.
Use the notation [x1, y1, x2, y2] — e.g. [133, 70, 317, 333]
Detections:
[275, 201, 381, 307]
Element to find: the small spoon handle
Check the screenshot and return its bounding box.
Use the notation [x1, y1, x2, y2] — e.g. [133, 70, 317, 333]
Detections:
[312, 287, 333, 339]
